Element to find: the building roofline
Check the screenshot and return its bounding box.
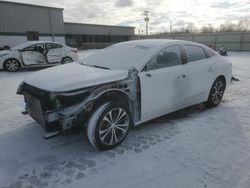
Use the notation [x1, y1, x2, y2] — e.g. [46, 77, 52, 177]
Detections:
[64, 22, 135, 29]
[0, 1, 64, 10]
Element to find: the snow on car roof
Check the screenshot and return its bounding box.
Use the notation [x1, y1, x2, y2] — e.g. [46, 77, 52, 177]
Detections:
[81, 39, 205, 71]
[12, 41, 63, 50]
[118, 39, 179, 48]
[117, 39, 205, 47]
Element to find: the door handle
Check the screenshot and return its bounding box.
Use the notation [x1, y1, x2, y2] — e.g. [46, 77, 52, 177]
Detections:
[145, 73, 152, 77]
[208, 67, 214, 72]
[178, 75, 186, 79]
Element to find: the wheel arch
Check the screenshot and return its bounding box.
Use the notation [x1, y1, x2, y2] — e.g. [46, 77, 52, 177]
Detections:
[92, 89, 131, 111]
[87, 92, 132, 150]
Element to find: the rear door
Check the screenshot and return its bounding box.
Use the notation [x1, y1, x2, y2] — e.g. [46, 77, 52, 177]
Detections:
[139, 45, 188, 121]
[21, 43, 45, 65]
[46, 43, 65, 63]
[184, 45, 217, 104]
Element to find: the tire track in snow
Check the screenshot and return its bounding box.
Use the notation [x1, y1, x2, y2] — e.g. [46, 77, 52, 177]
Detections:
[2, 108, 199, 188]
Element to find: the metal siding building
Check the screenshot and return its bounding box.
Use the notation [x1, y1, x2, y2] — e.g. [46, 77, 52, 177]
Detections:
[0, 1, 65, 47]
[0, 1, 135, 48]
[64, 23, 135, 49]
[65, 22, 134, 36]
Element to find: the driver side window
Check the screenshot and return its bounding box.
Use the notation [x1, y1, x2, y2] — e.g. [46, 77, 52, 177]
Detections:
[143, 45, 182, 71]
[23, 44, 44, 54]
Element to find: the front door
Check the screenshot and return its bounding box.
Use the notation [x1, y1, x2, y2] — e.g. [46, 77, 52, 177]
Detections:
[21, 43, 45, 65]
[139, 45, 188, 121]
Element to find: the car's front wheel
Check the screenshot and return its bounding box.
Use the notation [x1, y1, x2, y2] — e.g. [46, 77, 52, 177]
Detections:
[4, 59, 21, 72]
[87, 102, 130, 150]
[206, 77, 226, 107]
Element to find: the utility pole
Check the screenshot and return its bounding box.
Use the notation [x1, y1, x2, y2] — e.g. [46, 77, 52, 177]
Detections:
[144, 11, 150, 35]
[169, 20, 172, 34]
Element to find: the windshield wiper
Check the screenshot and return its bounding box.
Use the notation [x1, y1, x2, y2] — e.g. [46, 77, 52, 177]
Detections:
[81, 63, 110, 70]
[92, 65, 110, 70]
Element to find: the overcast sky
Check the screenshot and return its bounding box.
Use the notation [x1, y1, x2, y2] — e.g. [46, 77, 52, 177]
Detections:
[6, 0, 250, 33]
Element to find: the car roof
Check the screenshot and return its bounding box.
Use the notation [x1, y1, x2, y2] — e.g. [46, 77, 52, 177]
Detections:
[24, 41, 62, 45]
[117, 39, 207, 49]
[82, 39, 212, 71]
[12, 41, 65, 50]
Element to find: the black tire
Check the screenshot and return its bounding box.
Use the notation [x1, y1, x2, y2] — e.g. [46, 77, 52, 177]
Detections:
[61, 57, 73, 64]
[4, 59, 21, 72]
[206, 77, 226, 107]
[87, 102, 131, 150]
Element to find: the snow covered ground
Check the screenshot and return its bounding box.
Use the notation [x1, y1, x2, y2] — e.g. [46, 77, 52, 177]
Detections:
[0, 51, 250, 188]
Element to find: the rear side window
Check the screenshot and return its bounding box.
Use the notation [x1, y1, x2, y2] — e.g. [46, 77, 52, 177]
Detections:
[184, 45, 206, 62]
[46, 43, 63, 50]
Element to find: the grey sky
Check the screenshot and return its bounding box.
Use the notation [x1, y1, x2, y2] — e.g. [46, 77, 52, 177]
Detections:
[5, 0, 250, 33]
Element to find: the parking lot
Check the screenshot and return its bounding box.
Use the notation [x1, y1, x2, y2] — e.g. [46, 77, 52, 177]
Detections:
[0, 51, 250, 188]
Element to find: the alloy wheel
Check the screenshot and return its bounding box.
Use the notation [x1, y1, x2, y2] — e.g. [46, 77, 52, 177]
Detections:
[99, 108, 129, 146]
[62, 57, 72, 64]
[211, 80, 225, 104]
[5, 59, 20, 72]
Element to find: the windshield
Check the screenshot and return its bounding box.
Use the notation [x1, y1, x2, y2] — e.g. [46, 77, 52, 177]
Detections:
[80, 43, 153, 70]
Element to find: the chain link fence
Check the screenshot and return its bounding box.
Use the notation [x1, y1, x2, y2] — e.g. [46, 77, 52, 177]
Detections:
[130, 32, 250, 51]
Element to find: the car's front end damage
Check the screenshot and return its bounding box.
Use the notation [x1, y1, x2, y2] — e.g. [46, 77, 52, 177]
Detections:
[17, 68, 141, 135]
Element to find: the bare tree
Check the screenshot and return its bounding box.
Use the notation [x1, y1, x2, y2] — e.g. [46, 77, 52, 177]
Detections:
[237, 18, 250, 31]
[186, 22, 198, 33]
[219, 22, 236, 32]
[201, 24, 215, 33]
[170, 22, 198, 34]
[151, 18, 250, 35]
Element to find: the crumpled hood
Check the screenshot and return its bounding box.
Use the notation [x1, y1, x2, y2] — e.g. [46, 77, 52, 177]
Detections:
[24, 62, 128, 92]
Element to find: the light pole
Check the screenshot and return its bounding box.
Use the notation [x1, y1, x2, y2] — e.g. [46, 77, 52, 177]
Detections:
[144, 11, 150, 35]
[170, 20, 172, 33]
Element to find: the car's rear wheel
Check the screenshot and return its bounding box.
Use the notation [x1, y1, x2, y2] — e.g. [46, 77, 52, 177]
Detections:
[87, 102, 130, 150]
[62, 57, 73, 64]
[206, 77, 226, 107]
[4, 59, 21, 72]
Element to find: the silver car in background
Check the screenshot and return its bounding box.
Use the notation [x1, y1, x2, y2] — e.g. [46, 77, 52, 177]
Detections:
[0, 41, 78, 71]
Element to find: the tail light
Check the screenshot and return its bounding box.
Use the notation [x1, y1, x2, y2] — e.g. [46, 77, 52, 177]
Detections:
[71, 48, 78, 53]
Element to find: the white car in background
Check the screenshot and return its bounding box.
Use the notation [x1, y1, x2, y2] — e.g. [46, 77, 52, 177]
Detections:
[17, 39, 232, 150]
[0, 41, 78, 72]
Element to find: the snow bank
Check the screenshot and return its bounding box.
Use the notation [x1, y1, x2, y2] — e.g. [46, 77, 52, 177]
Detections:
[0, 51, 250, 188]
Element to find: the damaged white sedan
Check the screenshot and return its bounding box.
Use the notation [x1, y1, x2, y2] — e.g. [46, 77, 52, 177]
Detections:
[0, 41, 78, 72]
[17, 39, 232, 150]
